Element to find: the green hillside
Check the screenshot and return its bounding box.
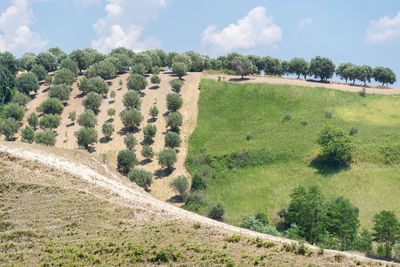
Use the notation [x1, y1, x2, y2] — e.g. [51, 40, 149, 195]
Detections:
[187, 79, 400, 227]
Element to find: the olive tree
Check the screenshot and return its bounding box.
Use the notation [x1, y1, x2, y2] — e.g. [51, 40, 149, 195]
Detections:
[131, 63, 146, 75]
[157, 148, 177, 171]
[11, 92, 30, 107]
[289, 57, 309, 79]
[164, 131, 181, 148]
[27, 112, 39, 129]
[75, 127, 98, 150]
[172, 62, 187, 79]
[141, 145, 154, 161]
[53, 68, 75, 86]
[169, 79, 184, 93]
[127, 74, 148, 92]
[309, 56, 335, 81]
[69, 49, 90, 73]
[232, 56, 254, 79]
[166, 112, 182, 132]
[16, 72, 39, 95]
[373, 67, 397, 86]
[170, 175, 189, 199]
[82, 92, 102, 113]
[39, 114, 60, 130]
[86, 60, 116, 80]
[123, 91, 141, 109]
[4, 102, 24, 121]
[128, 168, 153, 190]
[107, 108, 116, 119]
[36, 51, 58, 72]
[31, 64, 47, 81]
[21, 125, 35, 143]
[102, 122, 114, 140]
[372, 210, 400, 258]
[49, 84, 70, 101]
[124, 133, 137, 150]
[166, 93, 183, 112]
[117, 149, 138, 173]
[143, 124, 157, 143]
[37, 98, 64, 115]
[0, 118, 20, 140]
[77, 110, 97, 128]
[120, 109, 143, 131]
[60, 57, 79, 76]
[35, 130, 56, 146]
[149, 106, 159, 121]
[150, 74, 161, 88]
[68, 111, 76, 125]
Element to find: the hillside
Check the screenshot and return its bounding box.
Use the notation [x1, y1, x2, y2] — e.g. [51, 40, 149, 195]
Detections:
[0, 141, 387, 266]
[187, 79, 400, 227]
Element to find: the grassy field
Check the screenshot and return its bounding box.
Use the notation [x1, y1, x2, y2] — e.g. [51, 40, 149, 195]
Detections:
[187, 79, 400, 227]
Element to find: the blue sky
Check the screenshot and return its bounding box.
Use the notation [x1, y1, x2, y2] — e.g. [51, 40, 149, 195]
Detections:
[0, 0, 399, 83]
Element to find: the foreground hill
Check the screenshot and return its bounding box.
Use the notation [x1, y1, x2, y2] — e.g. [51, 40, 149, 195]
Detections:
[0, 141, 388, 266]
[187, 79, 400, 227]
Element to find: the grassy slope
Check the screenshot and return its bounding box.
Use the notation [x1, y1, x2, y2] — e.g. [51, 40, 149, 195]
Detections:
[0, 151, 371, 266]
[187, 79, 400, 227]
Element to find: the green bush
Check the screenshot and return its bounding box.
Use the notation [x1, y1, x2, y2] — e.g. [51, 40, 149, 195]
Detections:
[27, 112, 38, 129]
[11, 92, 30, 107]
[53, 68, 75, 86]
[166, 93, 183, 112]
[107, 108, 116, 118]
[31, 64, 47, 81]
[78, 76, 109, 95]
[35, 130, 56, 146]
[21, 125, 35, 143]
[152, 66, 160, 75]
[68, 111, 76, 124]
[164, 131, 181, 148]
[123, 91, 141, 109]
[39, 114, 60, 130]
[37, 98, 64, 115]
[157, 148, 177, 170]
[349, 126, 358, 136]
[48, 84, 70, 101]
[166, 112, 182, 132]
[169, 79, 184, 93]
[4, 103, 24, 121]
[60, 57, 78, 76]
[77, 110, 97, 128]
[150, 74, 161, 87]
[208, 203, 225, 222]
[149, 106, 159, 120]
[131, 63, 146, 76]
[16, 72, 39, 95]
[0, 118, 20, 140]
[128, 168, 153, 190]
[143, 124, 157, 143]
[117, 149, 138, 173]
[141, 145, 154, 160]
[124, 133, 137, 150]
[120, 109, 143, 131]
[75, 127, 98, 150]
[102, 122, 114, 139]
[190, 172, 207, 191]
[82, 92, 102, 113]
[127, 74, 147, 92]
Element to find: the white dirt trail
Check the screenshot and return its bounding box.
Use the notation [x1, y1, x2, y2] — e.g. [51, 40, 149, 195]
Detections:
[0, 142, 396, 265]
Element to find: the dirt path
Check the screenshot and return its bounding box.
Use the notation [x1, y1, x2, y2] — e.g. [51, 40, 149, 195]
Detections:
[0, 141, 396, 266]
[203, 73, 400, 95]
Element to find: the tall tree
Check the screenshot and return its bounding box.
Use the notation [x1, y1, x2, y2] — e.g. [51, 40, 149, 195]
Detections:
[0, 66, 15, 104]
[309, 56, 335, 81]
[373, 67, 397, 86]
[372, 210, 400, 258]
[289, 58, 309, 79]
[232, 56, 255, 79]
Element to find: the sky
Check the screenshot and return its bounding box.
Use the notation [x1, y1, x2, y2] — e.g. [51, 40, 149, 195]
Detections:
[0, 0, 400, 84]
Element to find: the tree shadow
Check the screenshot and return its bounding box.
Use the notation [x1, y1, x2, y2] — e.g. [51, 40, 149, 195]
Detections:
[309, 155, 349, 176]
[140, 140, 153, 146]
[75, 92, 85, 99]
[149, 86, 159, 90]
[228, 77, 250, 82]
[166, 195, 184, 203]
[162, 111, 170, 117]
[139, 159, 152, 165]
[106, 118, 114, 123]
[42, 87, 51, 93]
[108, 100, 114, 104]
[305, 79, 330, 84]
[87, 146, 96, 153]
[147, 118, 156, 123]
[154, 168, 174, 179]
[66, 122, 74, 127]
[99, 137, 112, 143]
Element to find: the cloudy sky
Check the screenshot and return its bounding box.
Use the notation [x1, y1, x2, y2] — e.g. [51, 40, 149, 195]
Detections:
[0, 0, 399, 81]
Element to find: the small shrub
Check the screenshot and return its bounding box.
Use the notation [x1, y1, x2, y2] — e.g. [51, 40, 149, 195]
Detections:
[166, 112, 182, 132]
[349, 126, 358, 136]
[208, 202, 225, 222]
[226, 235, 240, 243]
[143, 124, 157, 143]
[157, 149, 177, 170]
[123, 91, 141, 109]
[39, 114, 60, 130]
[169, 79, 184, 93]
[27, 112, 39, 129]
[68, 111, 76, 124]
[77, 110, 97, 128]
[37, 98, 64, 115]
[164, 131, 181, 148]
[255, 212, 269, 225]
[75, 127, 98, 150]
[141, 145, 154, 160]
[301, 120, 308, 126]
[359, 88, 366, 97]
[21, 126, 35, 143]
[193, 222, 201, 229]
[184, 192, 207, 212]
[82, 92, 102, 113]
[296, 242, 307, 255]
[282, 112, 291, 122]
[107, 108, 116, 118]
[170, 175, 189, 198]
[150, 74, 161, 87]
[166, 93, 183, 112]
[334, 254, 343, 262]
[190, 172, 207, 191]
[149, 106, 159, 120]
[117, 149, 138, 173]
[124, 133, 137, 150]
[102, 122, 114, 139]
[35, 130, 56, 146]
[110, 90, 116, 100]
[325, 111, 332, 118]
[128, 168, 153, 190]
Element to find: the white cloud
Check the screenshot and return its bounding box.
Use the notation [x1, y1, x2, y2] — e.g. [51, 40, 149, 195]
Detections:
[0, 0, 48, 54]
[202, 6, 282, 52]
[91, 0, 166, 53]
[299, 18, 313, 29]
[366, 11, 400, 44]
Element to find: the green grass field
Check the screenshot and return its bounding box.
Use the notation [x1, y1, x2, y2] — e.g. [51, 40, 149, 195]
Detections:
[187, 79, 400, 227]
